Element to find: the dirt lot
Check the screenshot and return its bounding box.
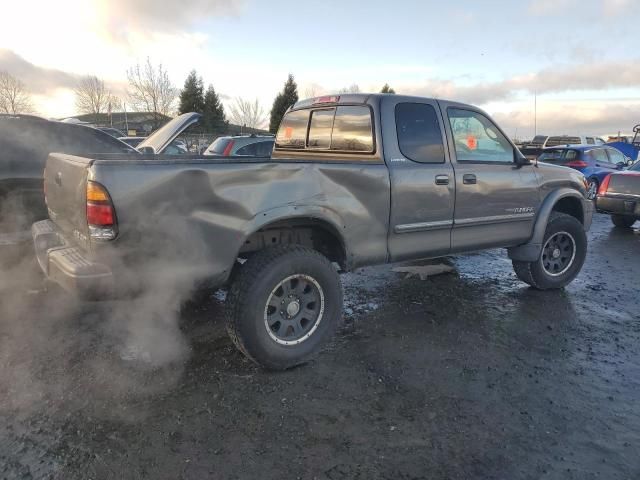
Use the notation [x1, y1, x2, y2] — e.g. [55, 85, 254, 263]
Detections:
[1, 213, 639, 480]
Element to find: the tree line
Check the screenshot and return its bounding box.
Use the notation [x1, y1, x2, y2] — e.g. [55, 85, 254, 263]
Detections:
[0, 60, 397, 133]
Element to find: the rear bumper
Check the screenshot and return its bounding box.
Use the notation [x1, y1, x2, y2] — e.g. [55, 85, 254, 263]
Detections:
[596, 195, 640, 217]
[32, 220, 114, 299]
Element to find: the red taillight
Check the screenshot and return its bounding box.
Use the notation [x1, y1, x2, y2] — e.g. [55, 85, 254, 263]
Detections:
[565, 161, 588, 168]
[87, 203, 114, 226]
[598, 174, 612, 196]
[86, 181, 117, 240]
[222, 140, 235, 156]
[314, 95, 340, 104]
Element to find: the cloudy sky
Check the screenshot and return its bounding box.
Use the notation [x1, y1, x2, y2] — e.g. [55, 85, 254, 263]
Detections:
[0, 0, 637, 137]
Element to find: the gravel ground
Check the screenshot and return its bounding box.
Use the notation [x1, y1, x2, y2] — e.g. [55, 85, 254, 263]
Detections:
[1, 213, 639, 480]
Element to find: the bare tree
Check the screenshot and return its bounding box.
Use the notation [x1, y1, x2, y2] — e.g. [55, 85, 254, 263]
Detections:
[304, 83, 323, 98]
[0, 71, 34, 115]
[228, 97, 266, 129]
[74, 75, 110, 121]
[126, 58, 177, 128]
[338, 84, 361, 94]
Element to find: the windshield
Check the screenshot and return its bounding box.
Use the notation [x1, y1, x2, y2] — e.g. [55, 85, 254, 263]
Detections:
[531, 135, 547, 145]
[546, 136, 581, 147]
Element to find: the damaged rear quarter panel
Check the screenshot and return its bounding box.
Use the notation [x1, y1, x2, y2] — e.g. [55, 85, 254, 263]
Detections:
[89, 157, 391, 285]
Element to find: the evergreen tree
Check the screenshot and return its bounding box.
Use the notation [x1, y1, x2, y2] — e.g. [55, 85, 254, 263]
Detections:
[203, 85, 228, 133]
[380, 83, 396, 94]
[178, 70, 205, 114]
[269, 74, 299, 133]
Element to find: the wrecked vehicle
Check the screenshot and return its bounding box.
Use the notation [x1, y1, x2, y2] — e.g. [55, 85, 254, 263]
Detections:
[33, 94, 593, 369]
[0, 114, 136, 244]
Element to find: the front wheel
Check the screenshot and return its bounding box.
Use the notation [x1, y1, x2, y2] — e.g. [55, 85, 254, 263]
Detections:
[611, 214, 636, 228]
[225, 245, 343, 370]
[512, 212, 587, 290]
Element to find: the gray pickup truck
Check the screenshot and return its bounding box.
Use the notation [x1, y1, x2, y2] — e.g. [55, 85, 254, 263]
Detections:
[33, 94, 593, 369]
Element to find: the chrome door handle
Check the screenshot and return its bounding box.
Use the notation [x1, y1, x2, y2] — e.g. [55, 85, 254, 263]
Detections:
[435, 175, 449, 185]
[463, 174, 477, 185]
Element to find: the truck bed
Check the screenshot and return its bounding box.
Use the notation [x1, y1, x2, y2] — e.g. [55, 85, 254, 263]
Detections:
[39, 152, 391, 295]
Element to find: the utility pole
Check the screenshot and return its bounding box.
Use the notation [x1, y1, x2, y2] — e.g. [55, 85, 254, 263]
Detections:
[534, 91, 537, 137]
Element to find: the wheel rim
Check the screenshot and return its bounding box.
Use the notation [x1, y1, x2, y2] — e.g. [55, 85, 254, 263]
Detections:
[541, 231, 577, 277]
[587, 179, 598, 200]
[263, 274, 325, 345]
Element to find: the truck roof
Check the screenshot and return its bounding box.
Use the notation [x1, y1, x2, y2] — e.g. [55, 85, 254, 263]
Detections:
[290, 93, 471, 112]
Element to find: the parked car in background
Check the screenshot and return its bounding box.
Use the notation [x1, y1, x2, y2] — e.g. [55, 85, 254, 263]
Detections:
[204, 134, 275, 157]
[118, 136, 146, 148]
[519, 135, 605, 160]
[0, 112, 200, 244]
[607, 125, 640, 161]
[544, 135, 605, 147]
[96, 126, 125, 138]
[538, 145, 634, 199]
[596, 160, 640, 228]
[0, 114, 135, 243]
[518, 135, 549, 159]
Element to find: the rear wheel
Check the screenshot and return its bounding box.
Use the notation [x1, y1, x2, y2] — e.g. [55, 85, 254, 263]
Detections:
[611, 214, 636, 228]
[586, 177, 599, 200]
[225, 245, 343, 370]
[512, 212, 587, 290]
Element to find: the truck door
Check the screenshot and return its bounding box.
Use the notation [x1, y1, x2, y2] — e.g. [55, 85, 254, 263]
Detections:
[439, 103, 540, 252]
[382, 97, 455, 262]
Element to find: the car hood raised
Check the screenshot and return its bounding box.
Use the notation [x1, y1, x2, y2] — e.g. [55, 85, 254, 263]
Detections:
[136, 112, 202, 154]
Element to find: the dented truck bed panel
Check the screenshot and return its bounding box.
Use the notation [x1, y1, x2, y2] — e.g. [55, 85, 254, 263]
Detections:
[44, 155, 391, 292]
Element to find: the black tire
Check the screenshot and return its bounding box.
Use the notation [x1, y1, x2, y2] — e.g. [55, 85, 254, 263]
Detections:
[586, 177, 599, 200]
[611, 214, 636, 229]
[225, 245, 343, 370]
[512, 212, 587, 290]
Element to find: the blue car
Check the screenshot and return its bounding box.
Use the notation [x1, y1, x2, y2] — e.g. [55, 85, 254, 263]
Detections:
[538, 145, 634, 199]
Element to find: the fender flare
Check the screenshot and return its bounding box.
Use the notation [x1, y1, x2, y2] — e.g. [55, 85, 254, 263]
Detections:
[507, 188, 588, 262]
[237, 204, 351, 263]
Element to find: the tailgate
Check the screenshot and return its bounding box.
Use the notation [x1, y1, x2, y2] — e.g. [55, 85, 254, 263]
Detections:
[44, 153, 92, 251]
[607, 171, 640, 197]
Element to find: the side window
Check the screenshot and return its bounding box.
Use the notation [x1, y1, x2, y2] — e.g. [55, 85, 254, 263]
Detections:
[275, 109, 310, 149]
[236, 143, 258, 156]
[590, 149, 609, 163]
[330, 106, 374, 152]
[447, 108, 514, 163]
[565, 150, 578, 161]
[307, 109, 335, 149]
[586, 137, 595, 145]
[395, 103, 445, 164]
[256, 141, 274, 157]
[606, 148, 626, 165]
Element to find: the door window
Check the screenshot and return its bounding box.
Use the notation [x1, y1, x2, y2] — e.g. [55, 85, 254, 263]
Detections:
[606, 148, 626, 165]
[395, 103, 445, 163]
[447, 108, 514, 163]
[590, 149, 609, 164]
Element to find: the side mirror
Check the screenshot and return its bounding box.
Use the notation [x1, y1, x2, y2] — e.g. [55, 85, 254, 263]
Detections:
[616, 161, 625, 169]
[514, 152, 531, 167]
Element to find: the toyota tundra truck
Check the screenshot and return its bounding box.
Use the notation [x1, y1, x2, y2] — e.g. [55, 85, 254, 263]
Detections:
[33, 94, 593, 369]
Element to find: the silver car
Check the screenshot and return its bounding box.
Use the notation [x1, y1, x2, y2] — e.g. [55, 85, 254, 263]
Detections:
[204, 134, 274, 157]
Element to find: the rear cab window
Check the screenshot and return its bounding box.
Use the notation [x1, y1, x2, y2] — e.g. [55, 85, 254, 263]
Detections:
[275, 105, 374, 154]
